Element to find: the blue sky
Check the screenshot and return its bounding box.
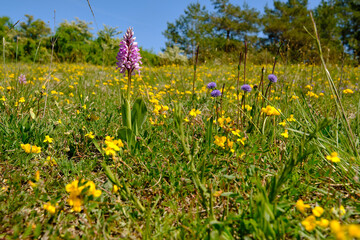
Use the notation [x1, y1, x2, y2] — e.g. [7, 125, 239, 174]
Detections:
[1, 0, 321, 53]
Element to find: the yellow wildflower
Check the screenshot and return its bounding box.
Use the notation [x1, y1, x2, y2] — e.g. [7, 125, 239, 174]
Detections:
[296, 199, 311, 213]
[237, 137, 246, 145]
[287, 114, 296, 122]
[45, 156, 57, 166]
[35, 171, 40, 182]
[332, 205, 346, 216]
[214, 136, 227, 148]
[29, 180, 37, 188]
[103, 136, 123, 156]
[343, 89, 354, 94]
[227, 139, 234, 150]
[302, 215, 317, 232]
[306, 91, 319, 98]
[85, 132, 95, 139]
[43, 135, 53, 143]
[66, 179, 101, 212]
[348, 224, 360, 238]
[242, 104, 252, 111]
[316, 218, 329, 228]
[312, 206, 324, 217]
[281, 129, 289, 138]
[279, 120, 286, 126]
[305, 85, 313, 90]
[330, 220, 342, 234]
[189, 109, 201, 117]
[21, 144, 41, 154]
[232, 129, 241, 137]
[326, 152, 340, 163]
[43, 202, 56, 214]
[261, 105, 281, 116]
[112, 185, 119, 193]
[291, 95, 299, 100]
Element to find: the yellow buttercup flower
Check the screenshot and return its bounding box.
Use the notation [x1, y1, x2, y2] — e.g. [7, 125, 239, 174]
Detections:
[189, 108, 201, 117]
[312, 206, 324, 217]
[302, 215, 317, 232]
[43, 135, 53, 143]
[330, 220, 342, 233]
[287, 114, 296, 122]
[35, 171, 40, 182]
[214, 136, 227, 148]
[296, 199, 311, 213]
[291, 95, 299, 100]
[348, 224, 360, 238]
[332, 205, 346, 216]
[102, 136, 123, 156]
[43, 202, 56, 214]
[261, 105, 281, 116]
[279, 120, 286, 126]
[66, 179, 102, 212]
[306, 91, 319, 98]
[237, 137, 246, 145]
[21, 144, 41, 154]
[316, 218, 329, 228]
[85, 132, 95, 139]
[326, 152, 340, 162]
[242, 104, 252, 111]
[112, 185, 119, 193]
[343, 89, 354, 94]
[281, 129, 289, 138]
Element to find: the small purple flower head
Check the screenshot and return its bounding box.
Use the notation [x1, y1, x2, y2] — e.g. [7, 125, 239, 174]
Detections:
[116, 27, 142, 75]
[211, 89, 221, 97]
[268, 74, 278, 83]
[241, 84, 252, 92]
[18, 74, 26, 84]
[207, 82, 217, 89]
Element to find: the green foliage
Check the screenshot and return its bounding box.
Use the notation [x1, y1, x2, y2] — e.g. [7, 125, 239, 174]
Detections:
[263, 0, 315, 61]
[158, 45, 188, 65]
[336, 0, 360, 62]
[2, 1, 360, 65]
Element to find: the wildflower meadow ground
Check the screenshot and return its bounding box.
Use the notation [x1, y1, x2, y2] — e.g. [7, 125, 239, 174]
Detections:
[1, 58, 360, 239]
[1, 27, 360, 240]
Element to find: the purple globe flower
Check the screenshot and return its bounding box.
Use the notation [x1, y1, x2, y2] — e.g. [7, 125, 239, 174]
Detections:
[241, 84, 252, 92]
[211, 89, 221, 97]
[116, 27, 142, 75]
[268, 74, 278, 83]
[207, 82, 217, 89]
[18, 74, 26, 84]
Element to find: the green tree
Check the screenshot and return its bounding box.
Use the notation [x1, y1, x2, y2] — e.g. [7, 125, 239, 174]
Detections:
[19, 15, 50, 40]
[263, 0, 314, 62]
[0, 16, 11, 39]
[163, 3, 212, 59]
[335, 0, 360, 62]
[16, 15, 51, 62]
[210, 0, 260, 52]
[54, 18, 93, 62]
[314, 0, 343, 62]
[91, 25, 121, 65]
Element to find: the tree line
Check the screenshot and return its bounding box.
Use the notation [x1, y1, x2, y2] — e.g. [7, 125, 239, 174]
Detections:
[0, 15, 160, 66]
[0, 0, 359, 66]
[164, 0, 360, 64]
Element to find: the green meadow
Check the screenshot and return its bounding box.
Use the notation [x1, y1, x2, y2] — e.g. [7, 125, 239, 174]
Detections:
[0, 57, 360, 239]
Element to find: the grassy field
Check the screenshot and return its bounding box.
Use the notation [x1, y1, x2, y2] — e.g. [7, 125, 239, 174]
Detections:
[0, 60, 360, 239]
